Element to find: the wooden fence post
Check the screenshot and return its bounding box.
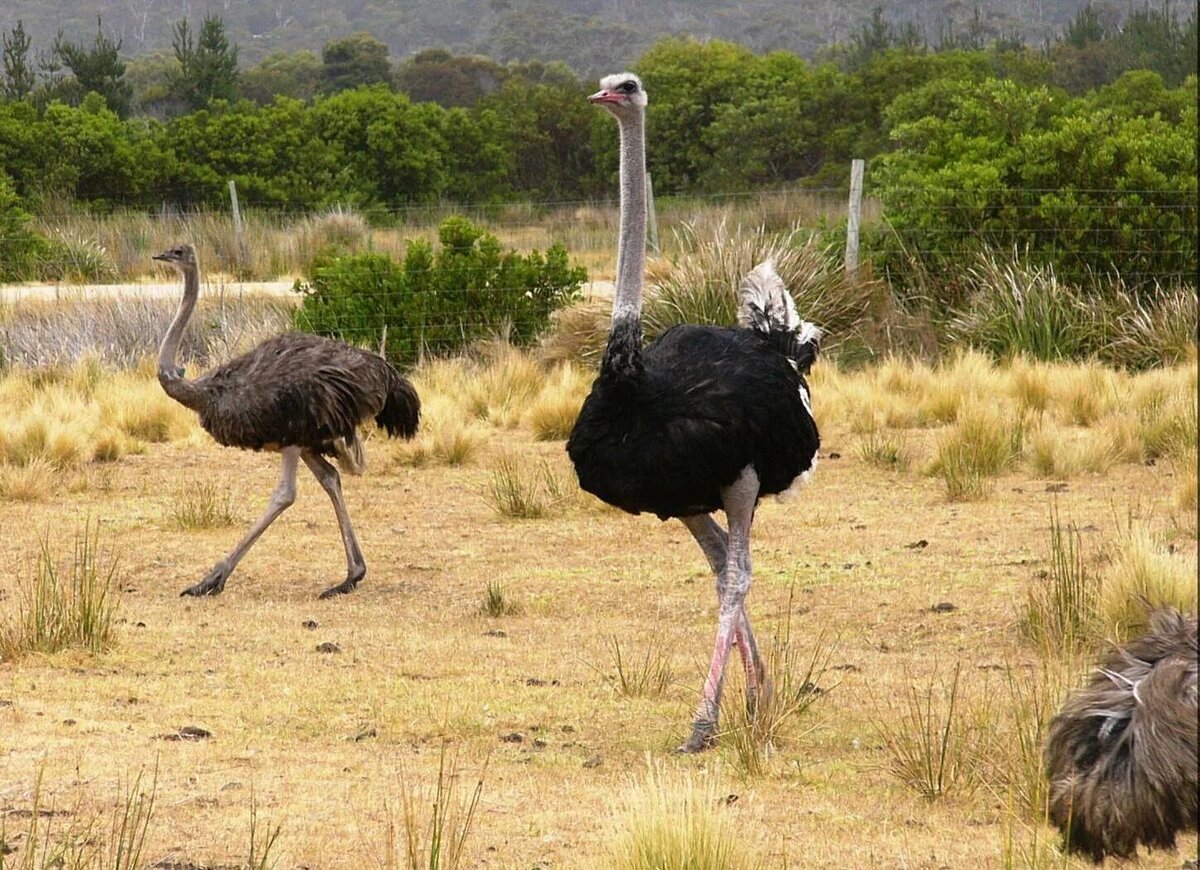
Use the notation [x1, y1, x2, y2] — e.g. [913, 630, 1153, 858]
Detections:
[646, 172, 660, 254]
[845, 159, 864, 275]
[228, 179, 246, 271]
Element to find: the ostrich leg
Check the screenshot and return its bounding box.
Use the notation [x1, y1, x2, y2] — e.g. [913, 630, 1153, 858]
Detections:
[678, 466, 760, 753]
[680, 515, 770, 714]
[182, 447, 300, 596]
[301, 450, 368, 599]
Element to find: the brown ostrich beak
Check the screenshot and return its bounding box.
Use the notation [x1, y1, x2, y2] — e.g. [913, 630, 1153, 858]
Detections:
[588, 89, 622, 104]
[152, 252, 173, 262]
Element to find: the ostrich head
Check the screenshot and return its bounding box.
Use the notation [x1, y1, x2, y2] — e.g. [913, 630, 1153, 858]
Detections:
[589, 72, 646, 119]
[152, 243, 198, 273]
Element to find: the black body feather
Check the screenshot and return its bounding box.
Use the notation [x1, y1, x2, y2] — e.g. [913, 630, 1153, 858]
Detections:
[179, 333, 419, 454]
[567, 321, 819, 519]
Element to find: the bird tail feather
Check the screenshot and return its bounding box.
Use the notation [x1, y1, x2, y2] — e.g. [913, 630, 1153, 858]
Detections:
[738, 259, 821, 374]
[376, 369, 420, 440]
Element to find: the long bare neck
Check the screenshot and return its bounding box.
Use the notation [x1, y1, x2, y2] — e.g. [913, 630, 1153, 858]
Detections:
[157, 264, 204, 409]
[612, 110, 647, 324]
[601, 109, 647, 380]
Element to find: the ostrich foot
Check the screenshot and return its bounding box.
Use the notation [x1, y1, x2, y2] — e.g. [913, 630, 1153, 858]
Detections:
[675, 719, 718, 754]
[318, 568, 365, 600]
[181, 564, 230, 597]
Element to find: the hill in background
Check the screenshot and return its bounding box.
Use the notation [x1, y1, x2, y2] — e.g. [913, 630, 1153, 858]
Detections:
[2, 0, 1117, 73]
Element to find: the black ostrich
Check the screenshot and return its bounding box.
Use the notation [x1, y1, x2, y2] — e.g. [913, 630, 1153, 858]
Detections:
[565, 74, 821, 753]
[1045, 608, 1198, 862]
[153, 243, 420, 599]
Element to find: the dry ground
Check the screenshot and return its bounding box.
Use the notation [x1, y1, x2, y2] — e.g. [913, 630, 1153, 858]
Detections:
[0, 372, 1196, 867]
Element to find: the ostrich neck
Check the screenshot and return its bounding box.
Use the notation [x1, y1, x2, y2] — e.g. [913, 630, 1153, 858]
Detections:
[157, 266, 204, 410]
[600, 109, 646, 380]
[613, 111, 647, 325]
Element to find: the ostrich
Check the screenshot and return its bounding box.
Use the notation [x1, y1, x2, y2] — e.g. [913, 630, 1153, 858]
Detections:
[1044, 608, 1198, 862]
[152, 243, 420, 599]
[566, 74, 821, 753]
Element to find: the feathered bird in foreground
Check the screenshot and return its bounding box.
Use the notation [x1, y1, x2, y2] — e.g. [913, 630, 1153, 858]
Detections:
[1045, 608, 1198, 862]
[566, 74, 821, 752]
[153, 243, 420, 599]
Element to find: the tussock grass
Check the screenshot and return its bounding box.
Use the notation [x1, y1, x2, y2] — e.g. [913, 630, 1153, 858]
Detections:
[873, 662, 986, 801]
[391, 398, 485, 468]
[462, 343, 546, 428]
[856, 429, 911, 470]
[601, 762, 765, 870]
[609, 636, 673, 699]
[0, 521, 121, 660]
[643, 223, 872, 351]
[483, 452, 573, 519]
[0, 457, 55, 501]
[928, 402, 1025, 500]
[372, 746, 484, 870]
[1022, 506, 1100, 656]
[1099, 521, 1197, 642]
[524, 363, 589, 441]
[169, 479, 239, 530]
[1176, 462, 1198, 516]
[1026, 423, 1121, 478]
[480, 581, 519, 618]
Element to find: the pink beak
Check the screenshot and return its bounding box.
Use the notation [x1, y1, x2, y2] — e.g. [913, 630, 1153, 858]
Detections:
[588, 89, 622, 104]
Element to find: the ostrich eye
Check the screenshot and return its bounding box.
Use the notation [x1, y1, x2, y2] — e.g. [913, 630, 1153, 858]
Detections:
[619, 81, 636, 93]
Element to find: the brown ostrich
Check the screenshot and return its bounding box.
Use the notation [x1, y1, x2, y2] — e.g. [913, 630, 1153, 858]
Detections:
[1045, 608, 1198, 861]
[153, 243, 420, 599]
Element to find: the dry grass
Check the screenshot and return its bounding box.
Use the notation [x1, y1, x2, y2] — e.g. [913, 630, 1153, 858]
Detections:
[600, 762, 766, 870]
[0, 344, 1194, 868]
[1021, 506, 1101, 656]
[608, 636, 674, 699]
[1098, 521, 1198, 642]
[873, 663, 988, 801]
[0, 522, 121, 661]
[169, 479, 240, 530]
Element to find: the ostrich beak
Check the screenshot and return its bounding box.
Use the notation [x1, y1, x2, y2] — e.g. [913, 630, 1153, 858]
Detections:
[588, 89, 621, 104]
[152, 253, 171, 262]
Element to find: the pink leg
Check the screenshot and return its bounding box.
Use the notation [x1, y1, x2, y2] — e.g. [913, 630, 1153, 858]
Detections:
[677, 466, 760, 753]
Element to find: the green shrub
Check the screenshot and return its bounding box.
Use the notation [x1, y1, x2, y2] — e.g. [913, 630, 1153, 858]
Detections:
[293, 216, 587, 365]
[0, 172, 49, 282]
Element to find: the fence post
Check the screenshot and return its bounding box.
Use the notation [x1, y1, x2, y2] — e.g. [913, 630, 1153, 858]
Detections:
[845, 158, 864, 275]
[228, 179, 246, 271]
[646, 172, 660, 254]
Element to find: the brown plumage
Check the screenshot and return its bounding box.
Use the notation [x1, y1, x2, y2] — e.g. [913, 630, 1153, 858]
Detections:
[1044, 608, 1198, 862]
[153, 243, 419, 599]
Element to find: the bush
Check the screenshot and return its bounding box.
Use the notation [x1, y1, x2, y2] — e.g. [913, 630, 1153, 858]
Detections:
[293, 216, 587, 365]
[0, 172, 49, 281]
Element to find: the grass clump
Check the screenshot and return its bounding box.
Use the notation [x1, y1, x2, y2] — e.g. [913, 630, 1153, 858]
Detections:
[372, 745, 484, 870]
[873, 662, 985, 801]
[856, 429, 911, 471]
[479, 580, 519, 618]
[169, 479, 239, 530]
[483, 453, 572, 519]
[1099, 521, 1197, 642]
[609, 636, 673, 699]
[602, 762, 764, 870]
[0, 457, 55, 501]
[1021, 506, 1100, 656]
[947, 253, 1101, 362]
[0, 521, 121, 660]
[928, 401, 1024, 500]
[524, 363, 588, 441]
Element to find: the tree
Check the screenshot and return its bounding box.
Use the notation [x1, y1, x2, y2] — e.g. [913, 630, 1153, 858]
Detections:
[321, 33, 390, 93]
[170, 15, 240, 111]
[2, 20, 35, 101]
[51, 18, 133, 118]
[241, 50, 322, 104]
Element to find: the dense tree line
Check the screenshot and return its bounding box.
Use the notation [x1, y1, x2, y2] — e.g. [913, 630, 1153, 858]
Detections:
[0, 8, 1194, 283]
